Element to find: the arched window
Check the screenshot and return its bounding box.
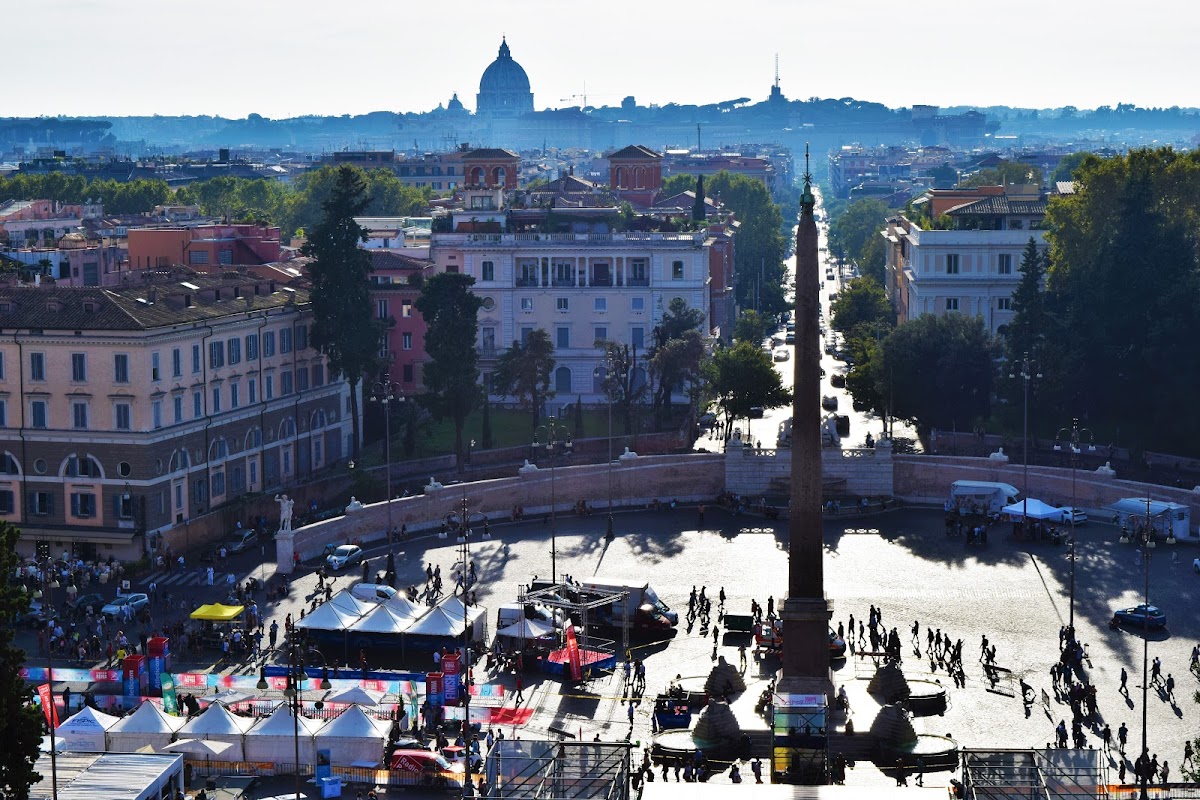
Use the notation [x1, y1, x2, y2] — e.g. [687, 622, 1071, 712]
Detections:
[208, 438, 228, 462]
[491, 166, 506, 187]
[169, 449, 191, 473]
[309, 409, 328, 431]
[592, 365, 608, 394]
[0, 451, 21, 477]
[631, 367, 648, 392]
[634, 167, 644, 189]
[614, 167, 625, 188]
[245, 427, 262, 450]
[61, 454, 103, 479]
[278, 417, 297, 441]
[470, 166, 485, 186]
[554, 366, 572, 394]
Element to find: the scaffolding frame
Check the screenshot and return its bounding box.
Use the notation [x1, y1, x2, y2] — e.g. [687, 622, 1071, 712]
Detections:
[963, 748, 1108, 800]
[485, 739, 632, 800]
[520, 583, 631, 659]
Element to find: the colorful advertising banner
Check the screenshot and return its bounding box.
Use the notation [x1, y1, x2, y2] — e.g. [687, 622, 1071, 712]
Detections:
[37, 683, 59, 728]
[160, 673, 180, 716]
[442, 653, 461, 703]
[564, 623, 583, 682]
[427, 672, 444, 707]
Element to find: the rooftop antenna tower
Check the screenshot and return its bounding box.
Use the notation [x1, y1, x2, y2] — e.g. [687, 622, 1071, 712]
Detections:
[775, 53, 780, 89]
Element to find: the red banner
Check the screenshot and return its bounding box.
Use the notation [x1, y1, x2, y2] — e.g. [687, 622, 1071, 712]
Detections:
[38, 683, 59, 728]
[564, 623, 583, 682]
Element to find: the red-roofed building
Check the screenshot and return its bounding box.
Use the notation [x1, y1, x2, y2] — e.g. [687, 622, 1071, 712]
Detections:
[127, 223, 282, 269]
[369, 250, 433, 392]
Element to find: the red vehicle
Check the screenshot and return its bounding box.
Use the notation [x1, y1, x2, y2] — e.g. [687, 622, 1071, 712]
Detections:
[389, 749, 465, 789]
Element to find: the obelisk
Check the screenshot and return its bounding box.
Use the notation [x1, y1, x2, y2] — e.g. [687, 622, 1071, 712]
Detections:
[779, 147, 833, 694]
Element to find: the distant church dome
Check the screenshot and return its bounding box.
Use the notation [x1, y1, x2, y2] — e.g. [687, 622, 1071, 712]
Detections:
[476, 38, 534, 118]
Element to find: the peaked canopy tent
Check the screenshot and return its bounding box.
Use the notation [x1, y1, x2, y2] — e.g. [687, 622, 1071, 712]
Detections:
[431, 594, 487, 638]
[327, 590, 375, 618]
[189, 604, 245, 622]
[177, 702, 254, 761]
[57, 706, 121, 752]
[1002, 499, 1063, 521]
[349, 603, 418, 636]
[107, 701, 187, 753]
[243, 703, 323, 765]
[292, 601, 365, 633]
[383, 594, 425, 619]
[314, 704, 390, 767]
[496, 617, 556, 641]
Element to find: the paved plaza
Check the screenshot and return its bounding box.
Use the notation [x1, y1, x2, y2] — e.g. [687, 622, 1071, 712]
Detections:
[29, 504, 1200, 793]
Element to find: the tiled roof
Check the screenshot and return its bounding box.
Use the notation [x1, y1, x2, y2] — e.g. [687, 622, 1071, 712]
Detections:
[463, 148, 519, 160]
[0, 272, 308, 331]
[945, 196, 1047, 216]
[607, 145, 661, 160]
[368, 251, 432, 271]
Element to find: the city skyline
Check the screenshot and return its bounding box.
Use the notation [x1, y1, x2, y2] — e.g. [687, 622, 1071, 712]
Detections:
[19, 0, 1199, 119]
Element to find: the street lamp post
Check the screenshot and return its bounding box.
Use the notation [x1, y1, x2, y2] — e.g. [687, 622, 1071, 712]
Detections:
[39, 558, 60, 800]
[257, 642, 331, 800]
[1052, 418, 1095, 637]
[454, 490, 479, 799]
[371, 380, 404, 545]
[1009, 352, 1042, 532]
[594, 359, 622, 540]
[532, 420, 573, 583]
[1138, 496, 1154, 800]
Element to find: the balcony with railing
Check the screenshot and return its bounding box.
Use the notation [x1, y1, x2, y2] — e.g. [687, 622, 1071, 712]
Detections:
[437, 231, 707, 248]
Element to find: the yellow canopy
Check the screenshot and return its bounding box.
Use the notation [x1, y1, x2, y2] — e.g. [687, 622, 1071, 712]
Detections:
[190, 603, 245, 622]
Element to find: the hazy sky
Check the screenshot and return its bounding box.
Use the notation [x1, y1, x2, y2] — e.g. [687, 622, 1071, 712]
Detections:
[22, 0, 1196, 118]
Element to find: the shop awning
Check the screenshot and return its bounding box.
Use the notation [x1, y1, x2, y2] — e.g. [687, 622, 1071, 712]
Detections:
[190, 603, 245, 622]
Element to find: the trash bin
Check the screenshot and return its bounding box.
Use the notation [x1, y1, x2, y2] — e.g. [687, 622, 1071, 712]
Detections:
[319, 776, 342, 798]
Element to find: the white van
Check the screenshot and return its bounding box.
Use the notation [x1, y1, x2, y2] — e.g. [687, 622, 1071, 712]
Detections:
[351, 583, 398, 603]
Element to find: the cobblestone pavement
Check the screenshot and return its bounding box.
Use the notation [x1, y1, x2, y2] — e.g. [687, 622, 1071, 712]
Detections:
[27, 505, 1199, 790]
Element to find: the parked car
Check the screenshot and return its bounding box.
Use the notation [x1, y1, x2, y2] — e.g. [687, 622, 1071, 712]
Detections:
[830, 374, 846, 388]
[1192, 557, 1199, 574]
[101, 593, 149, 617]
[351, 583, 398, 603]
[327, 544, 364, 571]
[1112, 604, 1166, 630]
[69, 593, 105, 613]
[21, 599, 46, 629]
[748, 406, 765, 419]
[821, 395, 839, 411]
[785, 332, 796, 344]
[224, 528, 260, 553]
[773, 347, 791, 362]
[1051, 507, 1088, 525]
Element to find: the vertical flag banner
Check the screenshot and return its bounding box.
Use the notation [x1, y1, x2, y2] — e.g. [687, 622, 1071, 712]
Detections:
[564, 623, 583, 681]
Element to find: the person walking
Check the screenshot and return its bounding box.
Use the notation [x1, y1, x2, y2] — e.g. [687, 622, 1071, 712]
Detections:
[627, 701, 635, 727]
[513, 675, 524, 704]
[698, 504, 705, 525]
[1117, 722, 1128, 754]
[206, 566, 214, 586]
[1120, 667, 1128, 695]
[1165, 673, 1175, 702]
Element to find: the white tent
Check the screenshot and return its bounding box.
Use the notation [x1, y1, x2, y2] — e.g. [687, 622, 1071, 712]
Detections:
[314, 704, 389, 767]
[496, 617, 556, 641]
[349, 602, 417, 635]
[383, 594, 424, 619]
[1002, 498, 1063, 521]
[431, 594, 487, 640]
[327, 589, 374, 618]
[57, 706, 120, 752]
[404, 606, 465, 638]
[177, 702, 254, 761]
[244, 703, 322, 765]
[293, 600, 364, 632]
[107, 701, 187, 753]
